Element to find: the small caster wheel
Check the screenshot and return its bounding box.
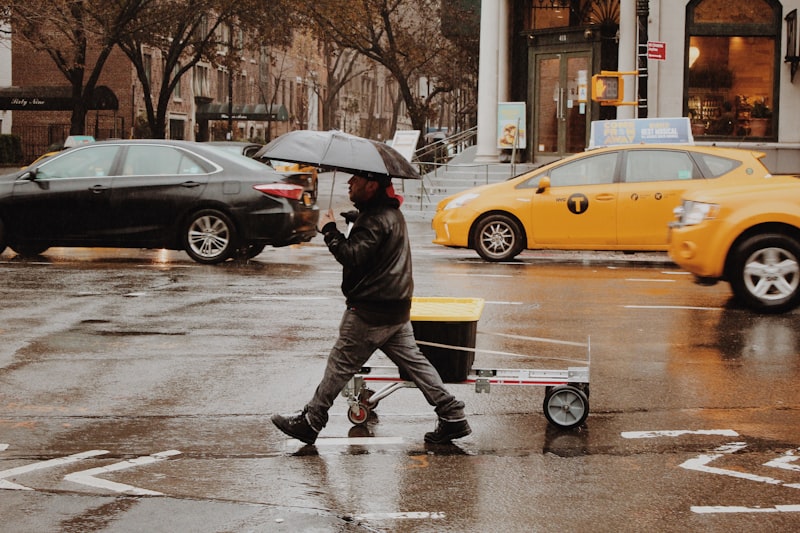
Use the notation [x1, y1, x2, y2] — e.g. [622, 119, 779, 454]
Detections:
[543, 385, 589, 429]
[348, 402, 370, 425]
[358, 387, 379, 409]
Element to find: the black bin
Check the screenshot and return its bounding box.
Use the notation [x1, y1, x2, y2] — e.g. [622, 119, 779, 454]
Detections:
[402, 297, 485, 383]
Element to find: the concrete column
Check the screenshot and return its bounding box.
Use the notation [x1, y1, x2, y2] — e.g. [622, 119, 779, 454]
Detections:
[497, 0, 510, 106]
[475, 0, 502, 162]
[618, 0, 637, 119]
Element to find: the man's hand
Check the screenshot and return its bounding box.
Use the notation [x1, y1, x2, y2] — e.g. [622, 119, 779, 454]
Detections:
[317, 208, 336, 232]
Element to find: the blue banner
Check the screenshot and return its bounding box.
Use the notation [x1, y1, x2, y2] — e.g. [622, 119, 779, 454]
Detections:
[589, 117, 693, 148]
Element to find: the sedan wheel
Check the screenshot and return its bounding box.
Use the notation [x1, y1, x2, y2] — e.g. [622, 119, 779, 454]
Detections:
[474, 214, 524, 262]
[10, 244, 49, 256]
[729, 233, 800, 313]
[183, 209, 238, 264]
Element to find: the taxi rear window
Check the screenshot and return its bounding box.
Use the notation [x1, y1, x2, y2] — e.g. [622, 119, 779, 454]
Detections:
[692, 153, 742, 178]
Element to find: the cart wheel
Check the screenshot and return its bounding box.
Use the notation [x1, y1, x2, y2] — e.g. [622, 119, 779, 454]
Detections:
[543, 385, 589, 429]
[358, 388, 379, 409]
[347, 403, 370, 425]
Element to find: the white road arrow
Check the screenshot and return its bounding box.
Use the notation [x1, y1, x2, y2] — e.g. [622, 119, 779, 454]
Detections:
[0, 449, 109, 491]
[764, 447, 800, 472]
[621, 429, 739, 439]
[64, 450, 181, 496]
[680, 442, 788, 485]
[682, 442, 800, 514]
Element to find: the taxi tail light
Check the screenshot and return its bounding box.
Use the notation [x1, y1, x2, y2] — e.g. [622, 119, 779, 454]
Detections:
[254, 183, 305, 201]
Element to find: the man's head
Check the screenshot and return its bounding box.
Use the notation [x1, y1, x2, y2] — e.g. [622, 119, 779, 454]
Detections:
[348, 172, 389, 204]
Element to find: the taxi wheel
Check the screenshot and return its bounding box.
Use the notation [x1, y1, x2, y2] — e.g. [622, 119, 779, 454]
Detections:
[183, 209, 239, 264]
[474, 214, 524, 261]
[729, 233, 800, 314]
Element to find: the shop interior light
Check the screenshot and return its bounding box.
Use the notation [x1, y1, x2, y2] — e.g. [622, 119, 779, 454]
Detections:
[689, 46, 700, 68]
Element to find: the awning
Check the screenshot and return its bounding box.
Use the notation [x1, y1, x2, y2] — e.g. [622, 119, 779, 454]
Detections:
[0, 85, 118, 111]
[196, 102, 288, 122]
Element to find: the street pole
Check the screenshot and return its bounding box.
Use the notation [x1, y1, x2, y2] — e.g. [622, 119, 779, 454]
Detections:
[228, 25, 233, 140]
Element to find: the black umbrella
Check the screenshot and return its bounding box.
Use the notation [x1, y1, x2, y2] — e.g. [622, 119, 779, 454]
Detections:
[254, 130, 420, 181]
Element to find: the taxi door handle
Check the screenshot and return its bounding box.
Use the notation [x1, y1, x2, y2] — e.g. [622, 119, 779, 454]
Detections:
[595, 193, 615, 201]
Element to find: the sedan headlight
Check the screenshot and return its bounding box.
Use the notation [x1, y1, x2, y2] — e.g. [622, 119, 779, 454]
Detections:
[674, 200, 719, 226]
[444, 192, 480, 210]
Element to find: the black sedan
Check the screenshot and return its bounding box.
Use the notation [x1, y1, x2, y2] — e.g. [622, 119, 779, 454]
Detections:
[0, 139, 319, 264]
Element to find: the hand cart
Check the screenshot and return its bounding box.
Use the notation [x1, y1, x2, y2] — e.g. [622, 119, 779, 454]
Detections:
[342, 297, 591, 430]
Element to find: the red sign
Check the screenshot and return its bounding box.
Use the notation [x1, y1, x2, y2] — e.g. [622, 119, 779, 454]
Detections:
[647, 41, 666, 61]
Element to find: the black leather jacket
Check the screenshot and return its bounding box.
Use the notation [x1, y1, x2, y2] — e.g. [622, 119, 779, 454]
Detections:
[321, 195, 413, 324]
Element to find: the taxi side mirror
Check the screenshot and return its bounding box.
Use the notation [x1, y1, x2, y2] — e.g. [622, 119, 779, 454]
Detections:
[536, 176, 551, 194]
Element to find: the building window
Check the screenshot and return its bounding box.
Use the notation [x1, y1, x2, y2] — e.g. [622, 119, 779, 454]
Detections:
[169, 118, 185, 140]
[144, 53, 152, 87]
[193, 65, 210, 98]
[172, 63, 182, 101]
[529, 0, 620, 30]
[217, 69, 228, 102]
[686, 0, 781, 139]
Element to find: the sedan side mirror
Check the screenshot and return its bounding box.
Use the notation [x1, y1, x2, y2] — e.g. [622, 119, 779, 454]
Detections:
[536, 176, 551, 194]
[18, 169, 37, 181]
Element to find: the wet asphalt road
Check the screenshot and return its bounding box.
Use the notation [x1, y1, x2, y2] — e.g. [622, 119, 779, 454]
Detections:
[1, 192, 800, 531]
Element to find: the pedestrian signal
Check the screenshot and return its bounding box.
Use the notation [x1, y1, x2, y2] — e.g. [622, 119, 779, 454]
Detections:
[591, 74, 623, 103]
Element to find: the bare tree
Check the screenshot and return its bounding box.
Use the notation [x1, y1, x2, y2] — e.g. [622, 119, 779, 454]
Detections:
[297, 0, 458, 144]
[115, 0, 295, 139]
[318, 38, 366, 131]
[2, 0, 150, 135]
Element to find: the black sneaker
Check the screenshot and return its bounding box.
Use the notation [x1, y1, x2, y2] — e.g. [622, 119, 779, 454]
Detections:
[271, 411, 319, 445]
[424, 419, 471, 444]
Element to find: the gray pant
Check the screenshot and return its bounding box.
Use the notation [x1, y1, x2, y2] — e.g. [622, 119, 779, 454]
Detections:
[305, 309, 466, 431]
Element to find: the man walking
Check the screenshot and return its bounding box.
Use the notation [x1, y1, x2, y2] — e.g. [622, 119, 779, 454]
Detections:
[271, 172, 470, 445]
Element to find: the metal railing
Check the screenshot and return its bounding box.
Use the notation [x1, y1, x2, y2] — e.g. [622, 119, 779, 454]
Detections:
[413, 126, 477, 169]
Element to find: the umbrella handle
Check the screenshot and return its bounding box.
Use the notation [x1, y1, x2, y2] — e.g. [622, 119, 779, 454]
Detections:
[328, 170, 337, 211]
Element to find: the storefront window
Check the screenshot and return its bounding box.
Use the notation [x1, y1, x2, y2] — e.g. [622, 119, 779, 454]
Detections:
[686, 0, 781, 140]
[530, 0, 619, 30]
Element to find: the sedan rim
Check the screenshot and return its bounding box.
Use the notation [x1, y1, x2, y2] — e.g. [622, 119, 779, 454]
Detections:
[188, 215, 230, 259]
[743, 246, 800, 301]
[481, 222, 514, 257]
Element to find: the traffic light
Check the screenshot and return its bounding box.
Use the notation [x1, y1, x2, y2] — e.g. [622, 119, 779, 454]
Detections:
[591, 74, 623, 103]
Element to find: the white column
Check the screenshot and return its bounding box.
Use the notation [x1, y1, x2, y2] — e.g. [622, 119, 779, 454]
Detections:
[474, 0, 502, 162]
[497, 0, 510, 106]
[618, 0, 637, 119]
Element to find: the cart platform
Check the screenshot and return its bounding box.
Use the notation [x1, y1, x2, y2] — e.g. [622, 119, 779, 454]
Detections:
[342, 297, 591, 430]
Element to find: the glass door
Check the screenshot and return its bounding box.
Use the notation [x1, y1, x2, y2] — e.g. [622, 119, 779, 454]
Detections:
[535, 52, 592, 157]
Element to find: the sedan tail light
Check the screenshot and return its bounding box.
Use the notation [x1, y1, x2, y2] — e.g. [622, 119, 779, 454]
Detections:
[254, 183, 305, 201]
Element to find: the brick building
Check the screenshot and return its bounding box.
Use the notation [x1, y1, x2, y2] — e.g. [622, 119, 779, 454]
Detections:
[1, 24, 412, 165]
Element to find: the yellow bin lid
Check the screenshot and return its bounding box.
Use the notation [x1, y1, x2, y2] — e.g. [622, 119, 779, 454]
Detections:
[410, 297, 485, 322]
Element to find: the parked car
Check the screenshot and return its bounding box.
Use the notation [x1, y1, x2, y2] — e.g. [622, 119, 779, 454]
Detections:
[0, 139, 319, 264]
[204, 141, 263, 159]
[668, 176, 800, 313]
[432, 144, 786, 261]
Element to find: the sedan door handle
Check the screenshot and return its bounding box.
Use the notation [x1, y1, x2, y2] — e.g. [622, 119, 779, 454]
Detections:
[595, 193, 616, 201]
[89, 184, 110, 194]
[181, 181, 201, 188]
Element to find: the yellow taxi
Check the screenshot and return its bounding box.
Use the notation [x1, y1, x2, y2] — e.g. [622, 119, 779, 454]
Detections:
[668, 177, 800, 313]
[432, 144, 781, 261]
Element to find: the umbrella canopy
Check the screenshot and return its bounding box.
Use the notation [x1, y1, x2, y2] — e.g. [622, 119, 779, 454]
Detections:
[255, 130, 420, 180]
